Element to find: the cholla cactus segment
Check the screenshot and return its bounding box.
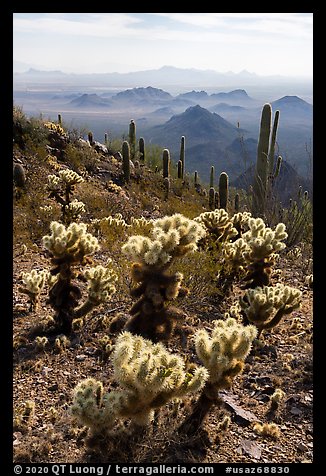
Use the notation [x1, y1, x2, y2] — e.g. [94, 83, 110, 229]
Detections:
[20, 269, 49, 296]
[71, 378, 122, 435]
[222, 238, 249, 271]
[65, 200, 86, 221]
[112, 332, 209, 424]
[240, 283, 302, 334]
[242, 218, 287, 262]
[122, 214, 206, 267]
[231, 212, 252, 234]
[42, 221, 100, 260]
[130, 217, 154, 235]
[194, 317, 257, 390]
[44, 122, 65, 135]
[47, 174, 62, 192]
[84, 263, 118, 303]
[194, 209, 237, 242]
[58, 169, 84, 186]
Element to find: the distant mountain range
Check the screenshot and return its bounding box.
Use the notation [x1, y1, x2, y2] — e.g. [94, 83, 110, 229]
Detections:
[66, 86, 257, 112]
[13, 65, 312, 90]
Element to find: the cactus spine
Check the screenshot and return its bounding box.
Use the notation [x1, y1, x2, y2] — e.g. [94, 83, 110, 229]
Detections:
[139, 137, 145, 163]
[162, 149, 170, 178]
[219, 172, 229, 210]
[129, 119, 136, 159]
[122, 141, 131, 183]
[180, 136, 185, 179]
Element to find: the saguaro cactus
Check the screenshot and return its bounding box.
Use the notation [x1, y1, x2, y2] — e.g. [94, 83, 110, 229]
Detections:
[219, 172, 229, 210]
[180, 136, 185, 179]
[210, 166, 215, 189]
[177, 160, 183, 179]
[122, 141, 131, 183]
[252, 104, 281, 217]
[13, 163, 26, 189]
[129, 119, 136, 159]
[162, 149, 170, 178]
[139, 137, 145, 163]
[209, 187, 215, 210]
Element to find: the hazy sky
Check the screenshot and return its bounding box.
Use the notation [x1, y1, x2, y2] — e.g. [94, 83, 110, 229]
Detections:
[13, 13, 313, 77]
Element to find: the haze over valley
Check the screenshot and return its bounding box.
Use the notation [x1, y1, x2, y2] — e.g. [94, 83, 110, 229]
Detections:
[13, 65, 313, 189]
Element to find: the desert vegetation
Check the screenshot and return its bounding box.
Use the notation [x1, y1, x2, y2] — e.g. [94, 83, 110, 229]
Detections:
[13, 103, 313, 464]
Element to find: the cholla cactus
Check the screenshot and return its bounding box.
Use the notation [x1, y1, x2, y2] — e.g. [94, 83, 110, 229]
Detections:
[44, 122, 65, 136]
[194, 209, 237, 244]
[112, 332, 209, 425]
[231, 212, 252, 237]
[130, 216, 154, 235]
[47, 170, 85, 224]
[43, 221, 99, 263]
[195, 317, 257, 391]
[226, 218, 288, 288]
[179, 318, 257, 435]
[41, 221, 108, 333]
[121, 214, 206, 341]
[71, 378, 121, 437]
[71, 333, 208, 437]
[123, 214, 205, 268]
[65, 199, 86, 222]
[18, 269, 49, 311]
[239, 283, 302, 336]
[74, 263, 118, 318]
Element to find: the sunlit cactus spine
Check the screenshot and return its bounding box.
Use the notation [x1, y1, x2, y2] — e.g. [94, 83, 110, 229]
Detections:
[210, 165, 215, 188]
[122, 140, 131, 183]
[129, 119, 136, 159]
[209, 187, 215, 210]
[219, 172, 229, 210]
[162, 148, 170, 178]
[180, 135, 185, 179]
[139, 137, 145, 162]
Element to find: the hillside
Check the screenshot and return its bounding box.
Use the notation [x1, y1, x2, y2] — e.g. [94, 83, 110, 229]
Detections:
[12, 108, 313, 465]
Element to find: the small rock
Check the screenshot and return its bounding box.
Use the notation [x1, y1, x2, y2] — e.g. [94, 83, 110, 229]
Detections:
[298, 442, 309, 452]
[76, 354, 87, 362]
[290, 406, 303, 416]
[240, 438, 262, 460]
